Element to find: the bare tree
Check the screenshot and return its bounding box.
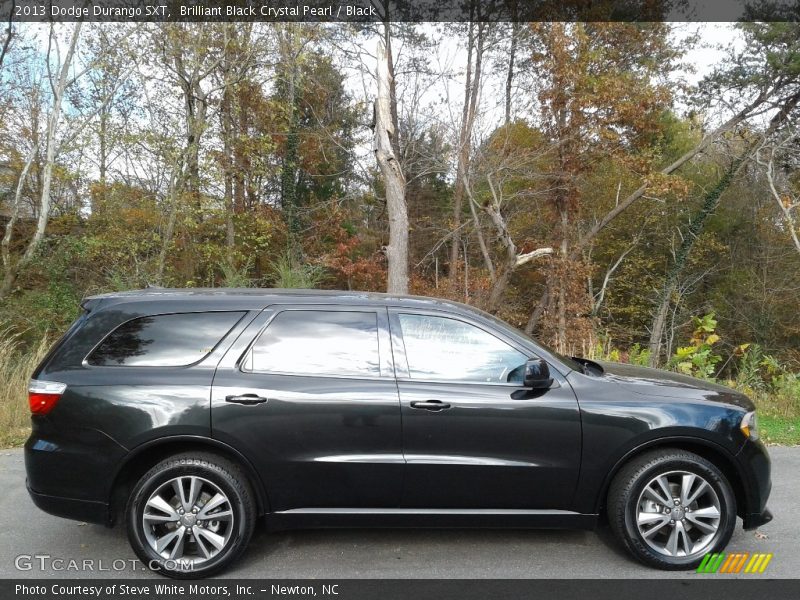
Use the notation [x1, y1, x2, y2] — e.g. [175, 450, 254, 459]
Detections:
[483, 171, 553, 312]
[449, 17, 486, 291]
[1, 23, 82, 297]
[152, 24, 234, 282]
[374, 37, 408, 294]
[504, 20, 520, 126]
[471, 136, 555, 311]
[755, 129, 800, 256]
[215, 23, 262, 267]
[1, 145, 37, 286]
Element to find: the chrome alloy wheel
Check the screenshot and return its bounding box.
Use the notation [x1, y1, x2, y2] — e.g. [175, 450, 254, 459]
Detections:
[142, 476, 234, 564]
[635, 470, 722, 558]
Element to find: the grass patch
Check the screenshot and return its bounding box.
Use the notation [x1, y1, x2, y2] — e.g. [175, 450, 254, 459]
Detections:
[0, 332, 49, 449]
[759, 415, 800, 446]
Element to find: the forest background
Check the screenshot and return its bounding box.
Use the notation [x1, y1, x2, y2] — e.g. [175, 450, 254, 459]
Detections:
[1, 20, 799, 445]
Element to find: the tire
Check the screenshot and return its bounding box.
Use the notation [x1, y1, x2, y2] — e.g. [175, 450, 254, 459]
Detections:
[126, 452, 256, 578]
[607, 448, 737, 570]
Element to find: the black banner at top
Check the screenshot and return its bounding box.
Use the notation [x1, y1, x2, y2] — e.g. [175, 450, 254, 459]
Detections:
[2, 0, 799, 23]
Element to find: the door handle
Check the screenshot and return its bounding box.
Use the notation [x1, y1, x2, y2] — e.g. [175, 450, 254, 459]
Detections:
[225, 394, 269, 405]
[410, 400, 451, 412]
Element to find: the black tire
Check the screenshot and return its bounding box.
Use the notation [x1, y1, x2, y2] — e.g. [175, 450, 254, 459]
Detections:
[607, 448, 737, 570]
[126, 452, 256, 578]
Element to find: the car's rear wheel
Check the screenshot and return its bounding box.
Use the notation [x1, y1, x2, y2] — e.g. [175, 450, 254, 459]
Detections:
[607, 449, 737, 570]
[126, 452, 256, 578]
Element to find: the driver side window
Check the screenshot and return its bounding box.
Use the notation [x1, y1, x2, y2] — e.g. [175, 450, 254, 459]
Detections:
[397, 314, 527, 384]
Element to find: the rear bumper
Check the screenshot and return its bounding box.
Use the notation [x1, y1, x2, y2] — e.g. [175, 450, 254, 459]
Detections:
[24, 418, 127, 525]
[27, 481, 111, 526]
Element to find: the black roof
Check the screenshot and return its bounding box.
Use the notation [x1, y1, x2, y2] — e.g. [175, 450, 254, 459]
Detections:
[84, 287, 480, 314]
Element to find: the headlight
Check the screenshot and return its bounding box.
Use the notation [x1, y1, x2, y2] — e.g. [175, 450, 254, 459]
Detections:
[740, 411, 759, 441]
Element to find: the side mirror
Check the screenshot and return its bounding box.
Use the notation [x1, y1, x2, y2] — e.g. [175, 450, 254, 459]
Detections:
[523, 358, 553, 389]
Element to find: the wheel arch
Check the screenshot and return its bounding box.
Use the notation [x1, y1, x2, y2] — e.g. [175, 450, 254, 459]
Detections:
[594, 436, 749, 519]
[108, 435, 269, 525]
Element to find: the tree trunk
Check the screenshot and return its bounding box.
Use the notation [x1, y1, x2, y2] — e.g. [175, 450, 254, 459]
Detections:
[97, 105, 108, 208]
[220, 25, 236, 266]
[525, 285, 550, 335]
[759, 144, 800, 256]
[466, 190, 495, 282]
[504, 20, 519, 126]
[484, 200, 516, 312]
[383, 22, 401, 161]
[648, 279, 675, 365]
[556, 207, 569, 351]
[374, 39, 408, 294]
[278, 25, 303, 255]
[171, 42, 209, 219]
[449, 19, 484, 290]
[0, 147, 37, 297]
[221, 88, 236, 265]
[482, 176, 553, 312]
[184, 87, 207, 210]
[156, 161, 186, 285]
[0, 1, 13, 72]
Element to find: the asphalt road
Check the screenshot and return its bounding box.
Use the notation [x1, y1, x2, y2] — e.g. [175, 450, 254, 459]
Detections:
[1, 447, 797, 579]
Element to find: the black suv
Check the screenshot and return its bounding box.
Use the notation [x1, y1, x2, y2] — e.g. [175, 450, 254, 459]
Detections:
[25, 289, 772, 577]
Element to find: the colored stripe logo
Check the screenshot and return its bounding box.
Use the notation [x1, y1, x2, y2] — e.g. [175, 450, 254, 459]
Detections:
[696, 552, 773, 574]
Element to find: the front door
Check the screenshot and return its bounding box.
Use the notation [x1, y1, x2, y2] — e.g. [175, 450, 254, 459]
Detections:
[390, 309, 581, 509]
[212, 305, 403, 510]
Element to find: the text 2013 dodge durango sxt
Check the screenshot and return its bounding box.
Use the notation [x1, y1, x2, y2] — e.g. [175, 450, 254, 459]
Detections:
[25, 289, 772, 577]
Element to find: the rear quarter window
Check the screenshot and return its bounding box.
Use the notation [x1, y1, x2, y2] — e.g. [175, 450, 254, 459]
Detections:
[87, 312, 245, 367]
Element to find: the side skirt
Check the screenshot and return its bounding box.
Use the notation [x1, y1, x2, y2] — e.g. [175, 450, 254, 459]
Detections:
[265, 508, 598, 531]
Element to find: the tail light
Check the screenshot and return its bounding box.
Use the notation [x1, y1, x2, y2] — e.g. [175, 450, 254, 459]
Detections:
[28, 380, 67, 415]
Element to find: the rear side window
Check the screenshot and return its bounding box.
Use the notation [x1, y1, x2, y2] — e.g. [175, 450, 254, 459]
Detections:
[87, 312, 245, 367]
[243, 310, 380, 377]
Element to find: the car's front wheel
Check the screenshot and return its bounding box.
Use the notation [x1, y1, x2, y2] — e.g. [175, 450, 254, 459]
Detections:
[607, 449, 737, 570]
[126, 452, 256, 578]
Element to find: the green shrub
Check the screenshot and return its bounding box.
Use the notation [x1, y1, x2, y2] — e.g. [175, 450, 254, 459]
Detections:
[270, 254, 326, 289]
[668, 313, 722, 379]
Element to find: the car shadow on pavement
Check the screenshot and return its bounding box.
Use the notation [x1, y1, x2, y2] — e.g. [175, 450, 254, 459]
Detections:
[230, 524, 630, 578]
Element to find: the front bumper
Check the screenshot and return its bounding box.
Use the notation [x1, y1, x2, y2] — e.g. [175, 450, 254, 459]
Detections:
[735, 438, 773, 528]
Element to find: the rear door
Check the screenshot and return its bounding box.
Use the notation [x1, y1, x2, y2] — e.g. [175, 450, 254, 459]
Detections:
[390, 309, 582, 509]
[211, 305, 403, 510]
